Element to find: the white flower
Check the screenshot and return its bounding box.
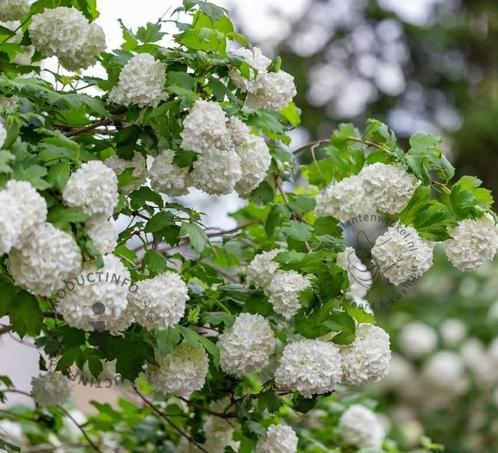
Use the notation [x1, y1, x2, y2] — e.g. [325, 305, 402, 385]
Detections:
[444, 214, 498, 271]
[256, 424, 298, 453]
[63, 160, 118, 217]
[488, 338, 498, 365]
[127, 272, 189, 330]
[275, 339, 342, 398]
[56, 254, 131, 332]
[108, 53, 166, 108]
[398, 322, 437, 358]
[189, 147, 242, 195]
[0, 94, 19, 114]
[371, 223, 434, 285]
[235, 135, 271, 195]
[338, 405, 384, 449]
[341, 323, 391, 385]
[0, 190, 23, 255]
[359, 163, 420, 215]
[0, 121, 6, 147]
[203, 415, 240, 453]
[265, 270, 311, 319]
[218, 313, 275, 376]
[149, 149, 190, 196]
[180, 100, 230, 154]
[378, 353, 414, 390]
[315, 174, 374, 222]
[31, 372, 72, 406]
[85, 215, 117, 255]
[246, 249, 280, 289]
[336, 247, 372, 299]
[104, 151, 147, 194]
[460, 338, 498, 385]
[245, 70, 296, 111]
[0, 0, 30, 21]
[146, 343, 209, 399]
[440, 319, 467, 345]
[229, 47, 271, 92]
[8, 222, 82, 297]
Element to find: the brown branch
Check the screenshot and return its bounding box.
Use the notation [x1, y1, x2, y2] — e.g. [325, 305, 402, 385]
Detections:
[62, 114, 125, 137]
[0, 324, 12, 335]
[177, 396, 236, 420]
[292, 136, 384, 155]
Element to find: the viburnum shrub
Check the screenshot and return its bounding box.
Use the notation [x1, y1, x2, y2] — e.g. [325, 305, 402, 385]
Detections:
[0, 1, 497, 452]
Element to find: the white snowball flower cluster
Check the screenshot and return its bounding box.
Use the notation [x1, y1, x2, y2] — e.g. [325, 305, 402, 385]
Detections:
[275, 339, 342, 398]
[0, 191, 21, 255]
[146, 343, 209, 399]
[235, 134, 271, 195]
[266, 270, 311, 319]
[0, 121, 6, 148]
[338, 405, 385, 449]
[31, 372, 72, 406]
[256, 424, 298, 453]
[398, 322, 438, 358]
[200, 400, 240, 453]
[341, 323, 391, 385]
[444, 214, 498, 271]
[108, 53, 166, 108]
[246, 249, 280, 288]
[63, 161, 118, 217]
[229, 47, 271, 92]
[85, 215, 117, 255]
[9, 222, 81, 297]
[29, 7, 105, 71]
[359, 163, 420, 214]
[218, 313, 275, 376]
[315, 175, 373, 222]
[336, 247, 372, 299]
[422, 351, 466, 391]
[127, 272, 189, 330]
[371, 223, 434, 285]
[378, 353, 414, 391]
[0, 0, 30, 21]
[56, 254, 130, 332]
[104, 152, 147, 194]
[149, 149, 190, 196]
[460, 338, 497, 385]
[440, 319, 467, 345]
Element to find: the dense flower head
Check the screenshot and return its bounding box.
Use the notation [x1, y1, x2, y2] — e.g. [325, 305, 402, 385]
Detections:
[127, 272, 189, 330]
[104, 151, 147, 194]
[440, 318, 467, 345]
[146, 343, 209, 399]
[235, 134, 271, 195]
[444, 214, 498, 271]
[245, 70, 297, 111]
[229, 46, 271, 92]
[218, 313, 275, 376]
[108, 53, 166, 107]
[255, 424, 298, 453]
[265, 270, 311, 319]
[0, 0, 30, 22]
[422, 351, 466, 389]
[63, 160, 118, 217]
[460, 338, 497, 385]
[379, 353, 414, 390]
[0, 190, 22, 255]
[371, 223, 434, 285]
[0, 121, 6, 148]
[341, 323, 391, 385]
[275, 339, 342, 398]
[398, 322, 438, 358]
[56, 254, 130, 332]
[246, 249, 280, 289]
[359, 163, 420, 214]
[8, 222, 82, 297]
[31, 372, 72, 406]
[338, 404, 385, 449]
[315, 174, 374, 222]
[0, 94, 19, 114]
[202, 413, 240, 453]
[336, 246, 372, 299]
[149, 149, 190, 196]
[85, 215, 117, 255]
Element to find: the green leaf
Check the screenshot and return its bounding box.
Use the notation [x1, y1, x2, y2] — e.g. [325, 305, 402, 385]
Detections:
[294, 299, 341, 339]
[156, 327, 181, 356]
[281, 220, 313, 242]
[174, 149, 198, 168]
[48, 206, 89, 230]
[0, 150, 14, 173]
[46, 160, 70, 190]
[265, 204, 289, 238]
[9, 292, 43, 338]
[180, 222, 209, 254]
[144, 211, 175, 233]
[136, 22, 165, 43]
[14, 165, 50, 190]
[330, 123, 361, 147]
[280, 102, 301, 127]
[450, 175, 494, 219]
[178, 326, 220, 367]
[142, 250, 169, 275]
[129, 186, 164, 209]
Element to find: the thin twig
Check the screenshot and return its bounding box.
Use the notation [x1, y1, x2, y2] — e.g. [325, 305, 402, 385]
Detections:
[63, 114, 125, 137]
[292, 136, 384, 155]
[57, 405, 102, 453]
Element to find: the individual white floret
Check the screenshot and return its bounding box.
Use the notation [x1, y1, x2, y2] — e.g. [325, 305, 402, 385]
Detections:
[338, 405, 385, 449]
[444, 214, 498, 271]
[127, 272, 189, 330]
[218, 313, 275, 376]
[315, 174, 374, 223]
[245, 70, 297, 111]
[85, 215, 117, 255]
[336, 246, 372, 299]
[440, 319, 467, 345]
[0, 0, 30, 21]
[31, 372, 72, 406]
[246, 249, 280, 289]
[189, 147, 242, 195]
[104, 151, 147, 194]
[56, 254, 130, 332]
[371, 223, 434, 285]
[274, 339, 342, 398]
[0, 121, 6, 147]
[146, 343, 209, 399]
[8, 222, 82, 297]
[265, 270, 311, 319]
[341, 323, 391, 385]
[180, 100, 230, 154]
[229, 47, 271, 92]
[398, 322, 437, 358]
[0, 190, 22, 255]
[108, 53, 166, 108]
[63, 160, 118, 217]
[255, 424, 298, 453]
[149, 149, 190, 196]
[235, 135, 271, 195]
[359, 163, 420, 214]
